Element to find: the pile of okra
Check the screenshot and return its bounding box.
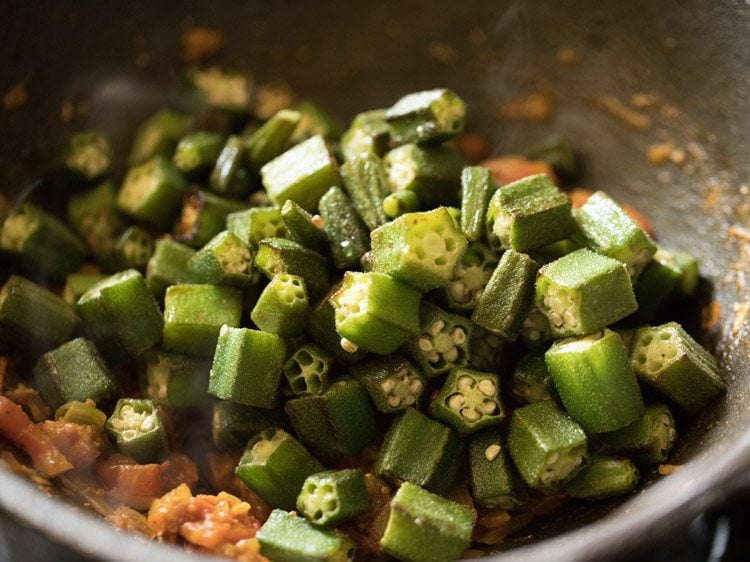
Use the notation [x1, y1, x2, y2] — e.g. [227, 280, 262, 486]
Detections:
[0, 67, 725, 562]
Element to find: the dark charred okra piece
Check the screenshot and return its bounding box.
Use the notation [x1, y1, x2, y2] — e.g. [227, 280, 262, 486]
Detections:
[105, 398, 169, 463]
[128, 109, 191, 166]
[173, 131, 225, 175]
[443, 242, 497, 312]
[351, 353, 426, 413]
[283, 343, 333, 396]
[174, 188, 247, 248]
[254, 237, 330, 302]
[212, 401, 288, 452]
[64, 130, 113, 181]
[341, 109, 391, 160]
[226, 207, 287, 248]
[511, 349, 557, 405]
[382, 191, 420, 219]
[140, 349, 211, 409]
[385, 88, 466, 145]
[469, 429, 529, 510]
[245, 109, 301, 170]
[280, 200, 329, 255]
[564, 456, 640, 500]
[297, 469, 371, 527]
[187, 230, 254, 287]
[460, 166, 497, 242]
[593, 404, 677, 465]
[251, 274, 309, 338]
[145, 238, 196, 300]
[209, 135, 255, 199]
[430, 367, 504, 435]
[318, 186, 370, 270]
[340, 153, 390, 230]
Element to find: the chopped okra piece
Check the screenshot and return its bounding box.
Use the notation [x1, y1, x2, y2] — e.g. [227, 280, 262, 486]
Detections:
[0, 202, 86, 283]
[672, 250, 700, 297]
[286, 379, 377, 463]
[67, 181, 127, 263]
[283, 343, 333, 396]
[370, 207, 468, 292]
[33, 337, 118, 410]
[511, 349, 557, 405]
[212, 401, 289, 451]
[460, 166, 497, 242]
[574, 190, 656, 280]
[331, 271, 421, 355]
[318, 186, 370, 270]
[341, 109, 391, 160]
[531, 238, 581, 264]
[383, 143, 464, 209]
[340, 153, 390, 230]
[382, 190, 420, 219]
[385, 88, 466, 145]
[162, 284, 243, 357]
[546, 329, 644, 433]
[524, 135, 581, 183]
[172, 131, 224, 175]
[280, 200, 329, 255]
[307, 290, 367, 365]
[236, 428, 324, 509]
[430, 367, 504, 435]
[630, 322, 724, 413]
[289, 99, 345, 144]
[251, 274, 309, 338]
[374, 408, 463, 494]
[63, 273, 106, 305]
[188, 67, 253, 114]
[633, 246, 683, 321]
[187, 230, 254, 287]
[174, 188, 247, 248]
[468, 324, 505, 372]
[0, 275, 79, 352]
[145, 238, 196, 300]
[261, 134, 341, 211]
[78, 269, 164, 364]
[485, 173, 573, 252]
[469, 429, 529, 510]
[507, 401, 588, 491]
[535, 248, 637, 337]
[351, 353, 426, 413]
[128, 109, 191, 166]
[257, 509, 355, 562]
[520, 305, 552, 349]
[209, 135, 254, 199]
[104, 225, 155, 273]
[472, 249, 537, 341]
[64, 131, 113, 181]
[297, 469, 371, 527]
[245, 109, 301, 170]
[254, 237, 330, 301]
[594, 404, 677, 465]
[105, 398, 169, 463]
[443, 242, 497, 312]
[402, 301, 472, 378]
[140, 349, 211, 409]
[55, 400, 107, 427]
[209, 326, 287, 408]
[116, 156, 188, 230]
[564, 456, 640, 500]
[226, 207, 287, 248]
[380, 482, 473, 562]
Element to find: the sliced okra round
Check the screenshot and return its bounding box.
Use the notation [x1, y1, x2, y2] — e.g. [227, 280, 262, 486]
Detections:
[187, 230, 255, 287]
[283, 343, 333, 396]
[382, 190, 420, 219]
[430, 367, 504, 435]
[351, 353, 426, 413]
[251, 274, 309, 338]
[296, 469, 371, 527]
[593, 404, 677, 465]
[564, 456, 640, 500]
[511, 349, 557, 405]
[174, 188, 246, 249]
[64, 131, 113, 181]
[520, 305, 552, 348]
[105, 398, 169, 463]
[443, 242, 497, 312]
[468, 324, 505, 372]
[226, 207, 288, 249]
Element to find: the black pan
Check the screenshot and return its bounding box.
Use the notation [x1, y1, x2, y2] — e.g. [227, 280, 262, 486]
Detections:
[0, 1, 749, 560]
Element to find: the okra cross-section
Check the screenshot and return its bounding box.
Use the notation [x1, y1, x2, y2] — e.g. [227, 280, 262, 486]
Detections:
[630, 322, 724, 414]
[341, 108, 391, 160]
[593, 404, 677, 465]
[370, 207, 468, 292]
[283, 343, 333, 396]
[469, 429, 529, 510]
[385, 88, 466, 145]
[174, 188, 246, 249]
[351, 353, 426, 413]
[468, 324, 505, 373]
[296, 469, 371, 527]
[187, 230, 255, 287]
[64, 130, 113, 181]
[508, 401, 588, 491]
[211, 401, 288, 452]
[226, 207, 288, 249]
[535, 248, 637, 337]
[511, 349, 557, 405]
[564, 456, 640, 500]
[546, 329, 644, 434]
[254, 237, 330, 302]
[443, 242, 497, 312]
[430, 367, 505, 435]
[105, 398, 169, 464]
[331, 271, 421, 355]
[251, 273, 310, 338]
[140, 349, 211, 409]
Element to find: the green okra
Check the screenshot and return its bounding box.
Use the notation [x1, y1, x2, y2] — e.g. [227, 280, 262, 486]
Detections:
[187, 230, 255, 287]
[350, 353, 426, 414]
[402, 301, 472, 378]
[145, 238, 196, 301]
[633, 246, 683, 321]
[469, 429, 529, 510]
[236, 428, 324, 510]
[289, 99, 345, 144]
[140, 349, 211, 409]
[524, 135, 581, 183]
[472, 249, 537, 341]
[370, 207, 468, 292]
[672, 250, 699, 297]
[226, 207, 287, 249]
[261, 134, 341, 211]
[212, 401, 288, 452]
[331, 271, 421, 355]
[257, 509, 355, 562]
[485, 173, 573, 253]
[385, 88, 466, 145]
[128, 109, 191, 166]
[374, 407, 463, 494]
[307, 290, 367, 365]
[546, 329, 644, 434]
[187, 67, 253, 114]
[511, 349, 557, 405]
[460, 166, 497, 242]
[341, 109, 391, 160]
[382, 191, 420, 219]
[67, 181, 127, 263]
[254, 237, 330, 302]
[574, 190, 656, 280]
[593, 404, 677, 465]
[162, 284, 243, 357]
[33, 337, 118, 410]
[520, 305, 552, 349]
[245, 109, 301, 170]
[443, 242, 497, 312]
[172, 131, 225, 175]
[117, 156, 188, 230]
[55, 400, 107, 428]
[468, 324, 505, 372]
[286, 379, 377, 463]
[64, 131, 113, 181]
[507, 401, 588, 491]
[280, 200, 329, 255]
[63, 273, 106, 305]
[532, 238, 581, 264]
[383, 143, 464, 208]
[318, 186, 370, 270]
[105, 398, 169, 463]
[78, 269, 164, 364]
[174, 188, 247, 248]
[103, 225, 155, 273]
[209, 326, 287, 408]
[340, 153, 390, 230]
[0, 202, 86, 283]
[297, 469, 371, 527]
[430, 367, 504, 435]
[630, 322, 724, 414]
[209, 135, 255, 199]
[380, 482, 473, 562]
[283, 343, 333, 396]
[251, 274, 309, 338]
[535, 248, 637, 337]
[564, 456, 640, 500]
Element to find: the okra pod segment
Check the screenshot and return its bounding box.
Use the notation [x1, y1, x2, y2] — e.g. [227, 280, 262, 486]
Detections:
[174, 188, 247, 248]
[524, 135, 581, 183]
[244, 109, 301, 170]
[672, 250, 699, 297]
[187, 230, 255, 287]
[534, 248, 637, 337]
[254, 237, 330, 302]
[350, 353, 426, 413]
[251, 274, 309, 338]
[593, 404, 677, 465]
[187, 66, 254, 114]
[67, 181, 127, 264]
[469, 429, 529, 510]
[55, 400, 107, 428]
[145, 238, 196, 301]
[280, 200, 329, 255]
[630, 322, 724, 414]
[103, 225, 155, 273]
[318, 186, 371, 270]
[226, 207, 287, 249]
[340, 153, 390, 230]
[105, 398, 169, 463]
[511, 349, 557, 405]
[172, 131, 225, 175]
[296, 469, 371, 527]
[468, 324, 505, 373]
[209, 135, 255, 199]
[545, 329, 644, 434]
[289, 99, 345, 143]
[385, 88, 466, 145]
[632, 246, 683, 321]
[128, 109, 191, 165]
[64, 130, 113, 181]
[430, 367, 505, 435]
[139, 349, 211, 409]
[382, 191, 420, 219]
[211, 400, 288, 452]
[460, 165, 497, 242]
[564, 456, 640, 500]
[520, 305, 552, 349]
[341, 109, 391, 160]
[283, 343, 333, 396]
[307, 290, 367, 365]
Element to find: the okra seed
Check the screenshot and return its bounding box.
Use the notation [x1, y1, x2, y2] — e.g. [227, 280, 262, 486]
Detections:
[660, 414, 671, 426]
[461, 407, 480, 421]
[410, 379, 423, 392]
[418, 337, 434, 351]
[480, 400, 497, 414]
[387, 395, 402, 407]
[382, 379, 396, 393]
[340, 338, 359, 353]
[547, 452, 560, 465]
[311, 214, 325, 228]
[403, 395, 416, 406]
[443, 347, 459, 362]
[668, 427, 676, 441]
[430, 319, 446, 335]
[451, 327, 467, 345]
[484, 444, 502, 462]
[477, 379, 496, 396]
[549, 311, 563, 327]
[447, 393, 465, 410]
[450, 282, 466, 301]
[457, 375, 475, 391]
